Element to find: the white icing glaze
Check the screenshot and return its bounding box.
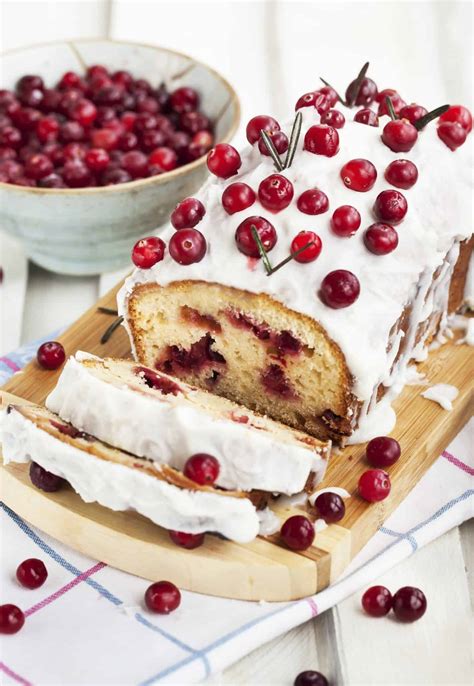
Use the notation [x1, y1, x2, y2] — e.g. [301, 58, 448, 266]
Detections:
[0, 407, 259, 543]
[421, 383, 459, 411]
[308, 485, 351, 506]
[257, 507, 281, 536]
[314, 518, 328, 533]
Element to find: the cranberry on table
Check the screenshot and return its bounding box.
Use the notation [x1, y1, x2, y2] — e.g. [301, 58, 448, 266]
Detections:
[392, 586, 427, 622]
[294, 671, 328, 686]
[358, 469, 391, 502]
[354, 108, 379, 127]
[314, 492, 345, 523]
[235, 216, 277, 257]
[183, 453, 220, 485]
[132, 236, 165, 269]
[145, 580, 181, 614]
[0, 604, 25, 635]
[170, 87, 199, 114]
[366, 436, 401, 468]
[437, 121, 468, 151]
[258, 130, 289, 156]
[439, 104, 472, 132]
[320, 109, 345, 129]
[258, 174, 294, 212]
[320, 270, 360, 308]
[16, 558, 48, 589]
[361, 585, 392, 617]
[377, 91, 406, 116]
[291, 231, 322, 263]
[29, 461, 64, 492]
[246, 114, 280, 145]
[169, 530, 205, 549]
[207, 143, 241, 178]
[331, 205, 361, 237]
[382, 119, 418, 153]
[37, 341, 65, 370]
[304, 124, 339, 157]
[169, 228, 207, 265]
[398, 104, 428, 125]
[340, 158, 377, 192]
[281, 515, 315, 551]
[171, 197, 206, 229]
[384, 159, 418, 189]
[297, 188, 329, 215]
[148, 147, 178, 172]
[346, 76, 378, 107]
[374, 190, 407, 225]
[222, 182, 256, 215]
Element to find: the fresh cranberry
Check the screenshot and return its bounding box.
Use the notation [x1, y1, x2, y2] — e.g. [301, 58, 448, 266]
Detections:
[384, 159, 418, 189]
[58, 89, 83, 116]
[87, 64, 109, 80]
[392, 586, 427, 622]
[40, 88, 61, 112]
[320, 270, 360, 308]
[170, 87, 199, 114]
[246, 115, 280, 144]
[0, 605, 25, 635]
[314, 492, 345, 523]
[290, 231, 322, 263]
[71, 98, 97, 127]
[57, 71, 83, 90]
[346, 77, 378, 107]
[118, 131, 138, 151]
[120, 151, 147, 179]
[341, 158, 377, 192]
[171, 197, 206, 229]
[366, 436, 401, 468]
[25, 153, 53, 180]
[63, 142, 88, 162]
[377, 91, 406, 117]
[148, 147, 177, 172]
[16, 558, 48, 589]
[0, 147, 16, 162]
[19, 87, 44, 109]
[222, 182, 256, 215]
[171, 132, 191, 156]
[235, 216, 277, 257]
[145, 580, 181, 614]
[136, 96, 159, 115]
[0, 126, 21, 148]
[59, 121, 85, 143]
[37, 341, 65, 369]
[132, 236, 165, 268]
[439, 105, 472, 132]
[294, 670, 328, 686]
[121, 111, 137, 131]
[38, 173, 66, 188]
[29, 461, 64, 492]
[361, 585, 393, 617]
[63, 159, 91, 187]
[437, 122, 468, 151]
[321, 109, 345, 129]
[319, 86, 338, 107]
[112, 69, 133, 88]
[207, 143, 241, 178]
[1, 160, 22, 182]
[258, 174, 294, 212]
[382, 119, 418, 153]
[364, 223, 398, 256]
[17, 74, 44, 93]
[295, 91, 320, 110]
[313, 93, 332, 115]
[180, 111, 210, 135]
[169, 228, 207, 264]
[398, 104, 428, 125]
[184, 453, 220, 485]
[192, 130, 213, 151]
[258, 130, 289, 156]
[84, 148, 109, 172]
[358, 469, 391, 502]
[374, 190, 407, 224]
[354, 108, 379, 127]
[281, 515, 315, 551]
[297, 188, 329, 215]
[36, 116, 59, 143]
[138, 129, 165, 153]
[91, 128, 119, 150]
[12, 106, 41, 131]
[0, 89, 17, 111]
[169, 530, 205, 549]
[101, 167, 131, 185]
[331, 205, 361, 237]
[183, 140, 208, 162]
[304, 125, 339, 157]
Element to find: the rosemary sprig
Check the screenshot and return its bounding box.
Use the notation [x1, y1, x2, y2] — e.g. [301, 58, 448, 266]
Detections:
[319, 77, 345, 105]
[260, 130, 284, 171]
[385, 96, 398, 121]
[251, 227, 273, 274]
[414, 104, 450, 131]
[267, 242, 316, 276]
[98, 306, 119, 316]
[346, 62, 369, 107]
[100, 316, 124, 344]
[283, 111, 303, 169]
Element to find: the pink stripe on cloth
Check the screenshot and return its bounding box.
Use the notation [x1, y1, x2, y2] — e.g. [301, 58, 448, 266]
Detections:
[0, 356, 21, 373]
[442, 450, 474, 476]
[0, 662, 32, 686]
[306, 598, 318, 617]
[25, 562, 106, 617]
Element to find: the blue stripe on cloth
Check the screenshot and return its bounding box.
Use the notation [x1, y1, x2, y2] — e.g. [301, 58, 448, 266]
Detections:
[379, 526, 418, 552]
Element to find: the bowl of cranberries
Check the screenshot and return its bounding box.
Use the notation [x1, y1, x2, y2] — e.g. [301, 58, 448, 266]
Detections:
[0, 39, 240, 274]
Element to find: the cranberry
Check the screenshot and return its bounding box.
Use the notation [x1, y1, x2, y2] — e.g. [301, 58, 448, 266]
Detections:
[59, 121, 84, 143]
[366, 436, 401, 468]
[40, 88, 61, 112]
[171, 197, 206, 229]
[192, 130, 213, 151]
[304, 125, 339, 157]
[392, 586, 427, 622]
[382, 119, 418, 153]
[132, 236, 166, 269]
[180, 111, 211, 135]
[184, 453, 220, 485]
[139, 129, 165, 152]
[63, 159, 91, 187]
[117, 131, 137, 152]
[169, 530, 205, 549]
[341, 158, 377, 192]
[145, 580, 181, 614]
[37, 341, 65, 369]
[63, 142, 87, 161]
[183, 140, 208, 162]
[19, 87, 44, 109]
[58, 71, 83, 90]
[374, 190, 407, 224]
[294, 670, 328, 686]
[235, 216, 277, 257]
[25, 153, 53, 180]
[361, 585, 392, 617]
[16, 558, 48, 589]
[384, 159, 418, 189]
[222, 182, 256, 215]
[17, 74, 44, 93]
[346, 77, 378, 107]
[207, 143, 241, 178]
[0, 605, 25, 635]
[71, 98, 97, 127]
[258, 174, 294, 212]
[29, 461, 64, 492]
[0, 89, 17, 111]
[113, 69, 133, 88]
[136, 96, 160, 115]
[320, 270, 360, 309]
[320, 109, 345, 129]
[58, 89, 83, 116]
[91, 128, 119, 150]
[314, 492, 345, 523]
[121, 150, 147, 178]
[297, 188, 329, 215]
[331, 205, 361, 237]
[358, 469, 391, 502]
[258, 130, 289, 156]
[121, 111, 137, 131]
[439, 105, 472, 132]
[246, 115, 280, 144]
[170, 87, 199, 114]
[313, 93, 332, 115]
[36, 115, 59, 143]
[87, 64, 109, 80]
[295, 91, 320, 110]
[290, 231, 322, 263]
[101, 168, 131, 185]
[38, 173, 66, 188]
[281, 515, 315, 551]
[354, 108, 379, 127]
[85, 148, 110, 172]
[0, 126, 21, 148]
[437, 122, 468, 151]
[169, 228, 207, 265]
[377, 91, 406, 117]
[0, 147, 16, 162]
[148, 147, 177, 172]
[398, 104, 428, 125]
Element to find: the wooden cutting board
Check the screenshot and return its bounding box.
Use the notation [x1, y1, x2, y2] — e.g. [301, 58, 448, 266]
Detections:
[1, 282, 472, 601]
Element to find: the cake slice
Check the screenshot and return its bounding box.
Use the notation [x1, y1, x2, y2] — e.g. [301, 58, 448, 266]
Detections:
[45, 352, 329, 495]
[0, 404, 260, 543]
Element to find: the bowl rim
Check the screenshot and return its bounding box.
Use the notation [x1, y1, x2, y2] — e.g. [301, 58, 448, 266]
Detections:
[0, 37, 241, 195]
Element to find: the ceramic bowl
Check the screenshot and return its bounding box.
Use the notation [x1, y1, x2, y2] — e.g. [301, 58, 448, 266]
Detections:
[0, 39, 240, 275]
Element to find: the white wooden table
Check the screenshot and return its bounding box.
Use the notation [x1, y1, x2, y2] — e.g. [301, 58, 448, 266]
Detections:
[1, 2, 472, 683]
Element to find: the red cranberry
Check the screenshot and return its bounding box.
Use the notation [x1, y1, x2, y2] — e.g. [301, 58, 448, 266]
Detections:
[366, 436, 401, 468]
[58, 89, 83, 116]
[119, 131, 138, 151]
[222, 182, 256, 215]
[0, 147, 17, 162]
[281, 515, 315, 551]
[304, 125, 339, 157]
[59, 121, 85, 143]
[320, 109, 345, 129]
[121, 150, 148, 179]
[0, 604, 25, 635]
[58, 71, 83, 90]
[87, 64, 109, 80]
[38, 173, 66, 188]
[184, 453, 220, 485]
[207, 143, 241, 178]
[382, 119, 418, 153]
[346, 77, 378, 107]
[192, 130, 213, 151]
[384, 159, 418, 189]
[314, 492, 345, 523]
[40, 88, 61, 112]
[183, 140, 208, 162]
[17, 74, 44, 93]
[354, 108, 379, 127]
[294, 670, 328, 686]
[295, 91, 320, 110]
[437, 122, 468, 151]
[139, 129, 165, 152]
[320, 270, 360, 308]
[136, 96, 160, 115]
[25, 153, 53, 180]
[64, 142, 88, 161]
[170, 87, 199, 114]
[91, 128, 119, 150]
[341, 158, 377, 192]
[374, 190, 407, 224]
[0, 89, 17, 111]
[392, 586, 427, 622]
[358, 469, 391, 502]
[297, 188, 329, 215]
[235, 216, 277, 257]
[132, 236, 166, 269]
[258, 174, 294, 212]
[71, 98, 97, 127]
[12, 106, 41, 131]
[180, 111, 211, 134]
[169, 228, 207, 265]
[148, 147, 177, 172]
[331, 205, 361, 237]
[29, 461, 64, 492]
[145, 580, 181, 614]
[63, 159, 91, 187]
[112, 69, 133, 88]
[169, 530, 205, 549]
[121, 111, 137, 131]
[439, 105, 472, 133]
[361, 585, 393, 617]
[171, 197, 206, 229]
[19, 87, 44, 109]
[246, 115, 280, 144]
[37, 341, 65, 369]
[101, 167, 131, 185]
[85, 148, 110, 172]
[377, 91, 406, 117]
[364, 223, 399, 256]
[36, 116, 59, 142]
[258, 130, 289, 156]
[291, 231, 322, 263]
[313, 92, 332, 115]
[0, 126, 21, 148]
[398, 104, 428, 125]
[16, 558, 48, 589]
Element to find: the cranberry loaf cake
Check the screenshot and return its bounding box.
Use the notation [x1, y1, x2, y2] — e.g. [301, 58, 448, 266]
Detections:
[1, 404, 260, 542]
[119, 72, 473, 444]
[45, 352, 329, 494]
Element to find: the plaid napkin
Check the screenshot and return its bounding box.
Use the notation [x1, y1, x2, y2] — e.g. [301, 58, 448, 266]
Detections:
[1, 342, 472, 686]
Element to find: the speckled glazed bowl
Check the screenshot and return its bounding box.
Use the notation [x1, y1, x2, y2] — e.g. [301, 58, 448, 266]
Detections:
[0, 39, 240, 275]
